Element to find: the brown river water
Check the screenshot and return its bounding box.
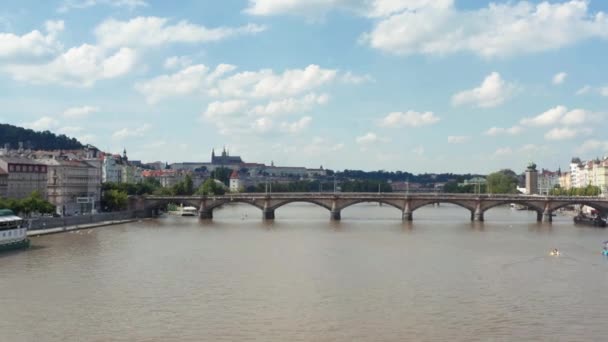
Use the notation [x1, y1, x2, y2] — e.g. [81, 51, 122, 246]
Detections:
[1, 203, 608, 341]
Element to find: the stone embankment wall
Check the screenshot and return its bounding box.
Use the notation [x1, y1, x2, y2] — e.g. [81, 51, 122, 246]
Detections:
[27, 211, 141, 230]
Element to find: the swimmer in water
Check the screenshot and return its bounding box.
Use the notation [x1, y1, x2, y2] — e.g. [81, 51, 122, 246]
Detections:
[550, 248, 560, 256]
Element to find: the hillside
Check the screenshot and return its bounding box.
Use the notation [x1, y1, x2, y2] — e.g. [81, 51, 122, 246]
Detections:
[0, 123, 83, 150]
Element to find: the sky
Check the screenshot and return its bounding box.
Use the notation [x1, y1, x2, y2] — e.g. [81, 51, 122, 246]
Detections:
[1, 0, 608, 174]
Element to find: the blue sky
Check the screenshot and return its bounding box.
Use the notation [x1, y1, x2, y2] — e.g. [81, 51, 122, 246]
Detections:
[1, 0, 608, 173]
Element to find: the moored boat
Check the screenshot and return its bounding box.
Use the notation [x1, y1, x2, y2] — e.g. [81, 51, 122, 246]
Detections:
[573, 214, 606, 228]
[0, 209, 29, 252]
[181, 206, 198, 216]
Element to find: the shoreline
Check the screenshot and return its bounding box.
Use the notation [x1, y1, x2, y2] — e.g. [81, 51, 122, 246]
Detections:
[27, 218, 147, 237]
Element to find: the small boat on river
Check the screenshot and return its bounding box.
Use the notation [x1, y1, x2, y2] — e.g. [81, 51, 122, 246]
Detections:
[573, 214, 606, 228]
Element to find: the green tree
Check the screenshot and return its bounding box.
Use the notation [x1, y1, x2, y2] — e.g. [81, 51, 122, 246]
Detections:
[102, 189, 128, 211]
[210, 167, 231, 186]
[196, 178, 226, 195]
[486, 169, 519, 194]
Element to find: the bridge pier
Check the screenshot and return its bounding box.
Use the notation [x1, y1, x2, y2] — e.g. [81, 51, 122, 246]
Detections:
[473, 202, 484, 221]
[199, 209, 213, 219]
[263, 209, 275, 220]
[330, 210, 341, 221]
[402, 201, 413, 221]
[542, 210, 553, 223]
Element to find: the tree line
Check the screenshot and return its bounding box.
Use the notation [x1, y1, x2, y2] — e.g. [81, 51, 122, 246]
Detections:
[0, 123, 83, 150]
[0, 191, 55, 217]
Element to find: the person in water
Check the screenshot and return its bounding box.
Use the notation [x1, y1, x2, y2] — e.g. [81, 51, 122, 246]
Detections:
[602, 247, 608, 256]
[551, 248, 559, 255]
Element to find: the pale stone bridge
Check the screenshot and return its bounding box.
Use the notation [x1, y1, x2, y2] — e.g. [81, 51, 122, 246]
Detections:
[129, 193, 608, 223]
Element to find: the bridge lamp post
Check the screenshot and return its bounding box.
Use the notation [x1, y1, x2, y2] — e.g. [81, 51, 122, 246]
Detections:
[333, 175, 337, 193]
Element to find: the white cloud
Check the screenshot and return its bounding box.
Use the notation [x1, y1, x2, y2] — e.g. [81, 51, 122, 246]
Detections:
[356, 132, 378, 145]
[164, 55, 193, 69]
[58, 0, 148, 12]
[379, 110, 439, 127]
[520, 105, 567, 126]
[4, 44, 137, 86]
[244, 0, 448, 18]
[251, 117, 274, 133]
[451, 72, 514, 108]
[62, 105, 100, 119]
[280, 116, 312, 133]
[0, 20, 64, 58]
[23, 116, 59, 131]
[251, 93, 329, 116]
[112, 124, 150, 139]
[601, 87, 608, 97]
[203, 100, 249, 119]
[95, 17, 266, 49]
[520, 105, 597, 127]
[577, 139, 608, 154]
[552, 72, 567, 85]
[447, 135, 470, 144]
[576, 85, 592, 95]
[341, 71, 374, 84]
[412, 145, 425, 156]
[361, 1, 608, 58]
[212, 64, 337, 98]
[483, 126, 522, 136]
[57, 126, 83, 135]
[544, 127, 590, 141]
[493, 147, 513, 157]
[135, 64, 210, 103]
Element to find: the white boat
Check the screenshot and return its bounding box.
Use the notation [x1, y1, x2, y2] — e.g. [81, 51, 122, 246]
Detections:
[0, 209, 29, 252]
[181, 206, 198, 216]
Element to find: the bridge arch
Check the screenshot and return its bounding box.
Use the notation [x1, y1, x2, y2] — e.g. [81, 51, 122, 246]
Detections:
[480, 200, 544, 214]
[548, 201, 608, 214]
[409, 199, 476, 213]
[206, 198, 264, 211]
[269, 199, 332, 211]
[337, 199, 404, 212]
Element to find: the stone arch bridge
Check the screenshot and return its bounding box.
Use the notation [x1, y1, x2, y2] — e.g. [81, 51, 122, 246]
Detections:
[129, 193, 608, 223]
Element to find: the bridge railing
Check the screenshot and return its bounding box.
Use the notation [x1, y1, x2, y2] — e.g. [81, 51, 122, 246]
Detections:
[138, 193, 608, 201]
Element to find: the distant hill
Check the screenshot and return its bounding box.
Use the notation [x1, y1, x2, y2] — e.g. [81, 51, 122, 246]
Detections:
[0, 123, 83, 150]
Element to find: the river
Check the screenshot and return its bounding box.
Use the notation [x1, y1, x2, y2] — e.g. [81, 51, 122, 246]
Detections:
[1, 203, 607, 341]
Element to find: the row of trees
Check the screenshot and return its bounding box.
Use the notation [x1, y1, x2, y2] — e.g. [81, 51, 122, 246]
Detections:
[443, 169, 520, 194]
[550, 185, 602, 196]
[0, 192, 55, 217]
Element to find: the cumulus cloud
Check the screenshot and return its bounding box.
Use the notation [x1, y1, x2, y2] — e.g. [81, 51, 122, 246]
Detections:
[361, 0, 608, 58]
[452, 72, 514, 108]
[203, 100, 248, 119]
[251, 117, 274, 133]
[544, 127, 590, 141]
[356, 132, 383, 145]
[280, 116, 312, 133]
[0, 20, 64, 59]
[552, 72, 567, 85]
[164, 55, 193, 69]
[62, 105, 100, 119]
[251, 93, 329, 116]
[22, 116, 59, 131]
[412, 145, 425, 156]
[245, 0, 449, 18]
[447, 135, 470, 144]
[95, 17, 266, 49]
[520, 105, 598, 126]
[577, 139, 608, 153]
[379, 110, 439, 127]
[58, 0, 147, 12]
[211, 64, 337, 98]
[135, 64, 210, 103]
[341, 71, 374, 84]
[483, 126, 523, 136]
[112, 123, 150, 139]
[4, 44, 137, 87]
[493, 147, 513, 157]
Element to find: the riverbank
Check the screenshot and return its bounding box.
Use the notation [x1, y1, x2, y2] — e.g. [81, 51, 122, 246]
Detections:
[27, 218, 144, 236]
